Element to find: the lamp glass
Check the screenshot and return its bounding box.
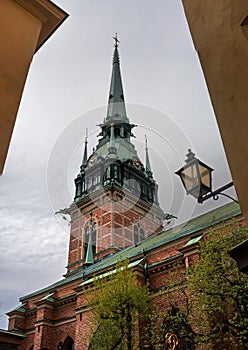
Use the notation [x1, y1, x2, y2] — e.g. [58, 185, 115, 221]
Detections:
[198, 163, 211, 190]
[181, 162, 199, 193]
[178, 162, 201, 199]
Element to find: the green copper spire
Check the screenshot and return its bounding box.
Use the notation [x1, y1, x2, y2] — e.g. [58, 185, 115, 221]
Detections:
[85, 220, 94, 266]
[106, 34, 129, 123]
[81, 130, 88, 168]
[145, 135, 152, 175]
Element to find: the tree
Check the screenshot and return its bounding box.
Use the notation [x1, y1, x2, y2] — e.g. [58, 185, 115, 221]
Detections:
[85, 259, 150, 350]
[146, 262, 195, 350]
[187, 224, 248, 349]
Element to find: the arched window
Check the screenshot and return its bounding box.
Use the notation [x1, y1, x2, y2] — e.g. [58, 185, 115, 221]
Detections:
[83, 220, 97, 258]
[163, 306, 195, 350]
[104, 166, 111, 181]
[133, 223, 145, 244]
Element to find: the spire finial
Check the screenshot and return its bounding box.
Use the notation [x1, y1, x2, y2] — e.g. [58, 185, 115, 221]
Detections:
[113, 33, 119, 48]
[145, 135, 152, 175]
[81, 128, 88, 168]
[145, 134, 148, 151]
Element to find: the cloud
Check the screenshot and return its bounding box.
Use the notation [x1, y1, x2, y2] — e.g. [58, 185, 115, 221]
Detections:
[0, 0, 236, 329]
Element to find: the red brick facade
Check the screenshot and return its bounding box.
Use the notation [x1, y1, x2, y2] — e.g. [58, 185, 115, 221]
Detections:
[7, 201, 243, 350]
[66, 185, 164, 274]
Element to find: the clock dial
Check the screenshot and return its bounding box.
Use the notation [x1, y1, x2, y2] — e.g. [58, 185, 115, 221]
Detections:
[133, 159, 141, 170]
[89, 155, 97, 166]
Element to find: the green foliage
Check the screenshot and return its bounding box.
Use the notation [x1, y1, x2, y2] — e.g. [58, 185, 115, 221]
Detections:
[85, 225, 248, 350]
[187, 224, 248, 349]
[85, 259, 150, 350]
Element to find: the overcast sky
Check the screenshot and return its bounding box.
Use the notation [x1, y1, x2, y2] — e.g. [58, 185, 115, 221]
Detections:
[0, 0, 237, 328]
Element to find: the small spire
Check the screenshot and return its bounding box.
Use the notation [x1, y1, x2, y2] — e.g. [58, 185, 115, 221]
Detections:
[81, 129, 88, 168]
[85, 219, 94, 266]
[145, 135, 152, 174]
[108, 124, 117, 155]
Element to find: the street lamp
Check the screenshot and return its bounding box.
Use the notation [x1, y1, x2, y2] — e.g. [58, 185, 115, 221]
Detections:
[175, 149, 238, 204]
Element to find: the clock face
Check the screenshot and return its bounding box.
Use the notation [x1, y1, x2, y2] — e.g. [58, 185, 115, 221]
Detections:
[133, 159, 141, 170]
[89, 155, 97, 166]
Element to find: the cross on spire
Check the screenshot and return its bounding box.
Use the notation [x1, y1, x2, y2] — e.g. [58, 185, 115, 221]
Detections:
[113, 33, 120, 48]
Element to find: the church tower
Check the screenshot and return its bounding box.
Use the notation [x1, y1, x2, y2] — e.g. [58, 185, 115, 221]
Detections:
[66, 37, 165, 275]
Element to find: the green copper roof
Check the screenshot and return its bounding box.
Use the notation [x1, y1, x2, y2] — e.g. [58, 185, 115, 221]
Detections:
[183, 235, 203, 248]
[106, 46, 129, 123]
[39, 292, 55, 302]
[19, 202, 241, 302]
[82, 258, 144, 286]
[10, 303, 27, 313]
[94, 138, 139, 163]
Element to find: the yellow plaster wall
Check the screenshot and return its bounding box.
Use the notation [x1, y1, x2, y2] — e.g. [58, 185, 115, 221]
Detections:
[0, 0, 42, 173]
[181, 0, 248, 221]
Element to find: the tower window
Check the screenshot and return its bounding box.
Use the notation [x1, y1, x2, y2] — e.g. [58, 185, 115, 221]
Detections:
[148, 187, 154, 202]
[76, 183, 81, 197]
[92, 173, 97, 186]
[113, 165, 120, 180]
[83, 219, 97, 258]
[114, 128, 120, 138]
[86, 176, 92, 189]
[133, 223, 145, 244]
[105, 166, 111, 180]
[104, 164, 120, 183]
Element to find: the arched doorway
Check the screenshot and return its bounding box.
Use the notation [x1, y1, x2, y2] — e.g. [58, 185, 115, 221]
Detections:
[163, 306, 195, 350]
[63, 336, 74, 350]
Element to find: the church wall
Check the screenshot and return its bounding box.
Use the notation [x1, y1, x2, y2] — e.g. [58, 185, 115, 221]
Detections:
[75, 310, 93, 350]
[67, 196, 163, 272]
[8, 211, 244, 350]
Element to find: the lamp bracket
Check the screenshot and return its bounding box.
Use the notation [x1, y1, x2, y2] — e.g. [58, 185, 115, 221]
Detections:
[198, 181, 238, 204]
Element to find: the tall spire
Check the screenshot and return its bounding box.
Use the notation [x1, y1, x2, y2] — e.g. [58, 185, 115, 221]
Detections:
[106, 34, 128, 123]
[145, 135, 152, 175]
[81, 129, 88, 168]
